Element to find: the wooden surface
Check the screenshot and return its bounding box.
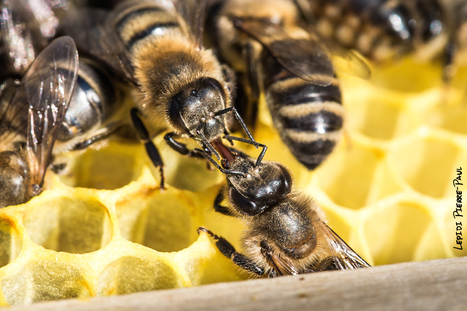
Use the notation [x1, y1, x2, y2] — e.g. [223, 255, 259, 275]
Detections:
[9, 256, 467, 311]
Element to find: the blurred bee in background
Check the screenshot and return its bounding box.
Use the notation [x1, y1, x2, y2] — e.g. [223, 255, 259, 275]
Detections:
[207, 0, 370, 170]
[294, 0, 467, 82]
[60, 0, 261, 189]
[0, 36, 78, 208]
[197, 139, 370, 276]
[293, 0, 444, 63]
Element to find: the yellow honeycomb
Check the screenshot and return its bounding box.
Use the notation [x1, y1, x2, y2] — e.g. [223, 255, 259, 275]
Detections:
[0, 56, 466, 306]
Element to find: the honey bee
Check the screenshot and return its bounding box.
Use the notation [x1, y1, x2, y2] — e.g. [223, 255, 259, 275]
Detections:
[197, 140, 370, 276]
[60, 0, 258, 188]
[1, 0, 128, 156]
[208, 0, 370, 170]
[295, 0, 467, 82]
[294, 0, 445, 63]
[0, 36, 78, 208]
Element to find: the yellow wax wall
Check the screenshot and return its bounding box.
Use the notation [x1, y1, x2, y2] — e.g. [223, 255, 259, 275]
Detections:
[0, 56, 465, 306]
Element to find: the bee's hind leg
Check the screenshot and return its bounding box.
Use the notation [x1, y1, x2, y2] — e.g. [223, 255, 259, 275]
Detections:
[197, 226, 264, 276]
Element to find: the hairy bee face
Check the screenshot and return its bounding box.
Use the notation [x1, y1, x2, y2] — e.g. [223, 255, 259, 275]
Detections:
[167, 78, 228, 141]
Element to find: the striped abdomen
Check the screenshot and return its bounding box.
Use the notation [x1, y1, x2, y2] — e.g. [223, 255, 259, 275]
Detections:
[263, 54, 343, 170]
[308, 0, 443, 62]
[112, 1, 183, 53]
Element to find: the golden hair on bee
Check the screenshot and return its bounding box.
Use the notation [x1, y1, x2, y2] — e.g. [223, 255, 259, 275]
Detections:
[132, 36, 230, 132]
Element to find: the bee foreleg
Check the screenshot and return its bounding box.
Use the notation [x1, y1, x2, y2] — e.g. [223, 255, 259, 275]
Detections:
[194, 148, 247, 177]
[213, 187, 234, 216]
[222, 135, 267, 167]
[131, 108, 165, 189]
[221, 64, 236, 96]
[244, 41, 261, 129]
[163, 132, 205, 159]
[72, 122, 124, 150]
[197, 226, 264, 276]
[214, 106, 255, 143]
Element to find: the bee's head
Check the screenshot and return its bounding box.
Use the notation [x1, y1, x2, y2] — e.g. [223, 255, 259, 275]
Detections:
[167, 78, 228, 141]
[227, 159, 292, 216]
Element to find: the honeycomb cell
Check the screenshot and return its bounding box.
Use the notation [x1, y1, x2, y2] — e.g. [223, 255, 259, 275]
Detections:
[320, 207, 352, 243]
[316, 143, 384, 209]
[368, 57, 442, 92]
[1, 260, 91, 305]
[363, 201, 432, 265]
[427, 103, 467, 135]
[116, 188, 203, 252]
[346, 95, 414, 140]
[161, 144, 224, 192]
[23, 196, 112, 254]
[71, 141, 145, 190]
[96, 256, 183, 295]
[390, 136, 461, 198]
[0, 217, 22, 268]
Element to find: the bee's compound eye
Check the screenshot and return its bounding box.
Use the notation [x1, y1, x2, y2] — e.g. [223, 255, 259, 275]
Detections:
[229, 186, 268, 216]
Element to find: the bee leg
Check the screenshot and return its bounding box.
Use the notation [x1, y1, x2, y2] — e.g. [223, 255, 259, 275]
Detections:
[222, 135, 267, 167]
[441, 41, 457, 104]
[163, 132, 205, 159]
[214, 106, 255, 144]
[131, 108, 165, 189]
[72, 122, 124, 150]
[442, 41, 456, 85]
[213, 187, 234, 216]
[244, 41, 261, 129]
[197, 226, 264, 276]
[221, 64, 236, 97]
[194, 147, 247, 177]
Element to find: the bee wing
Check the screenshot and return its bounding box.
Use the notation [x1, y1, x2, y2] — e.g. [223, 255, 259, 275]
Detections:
[318, 223, 370, 270]
[303, 26, 371, 80]
[261, 247, 301, 277]
[22, 36, 78, 192]
[173, 0, 207, 49]
[267, 251, 301, 276]
[0, 0, 36, 75]
[235, 20, 334, 86]
[61, 8, 136, 84]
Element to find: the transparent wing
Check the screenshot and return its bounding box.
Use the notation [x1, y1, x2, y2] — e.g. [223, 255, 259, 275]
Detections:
[267, 251, 300, 276]
[21, 36, 78, 193]
[317, 223, 370, 271]
[173, 0, 207, 49]
[306, 26, 371, 80]
[0, 78, 23, 145]
[235, 20, 335, 86]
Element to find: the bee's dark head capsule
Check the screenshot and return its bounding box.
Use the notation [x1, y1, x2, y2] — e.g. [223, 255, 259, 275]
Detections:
[167, 78, 227, 141]
[227, 160, 292, 216]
